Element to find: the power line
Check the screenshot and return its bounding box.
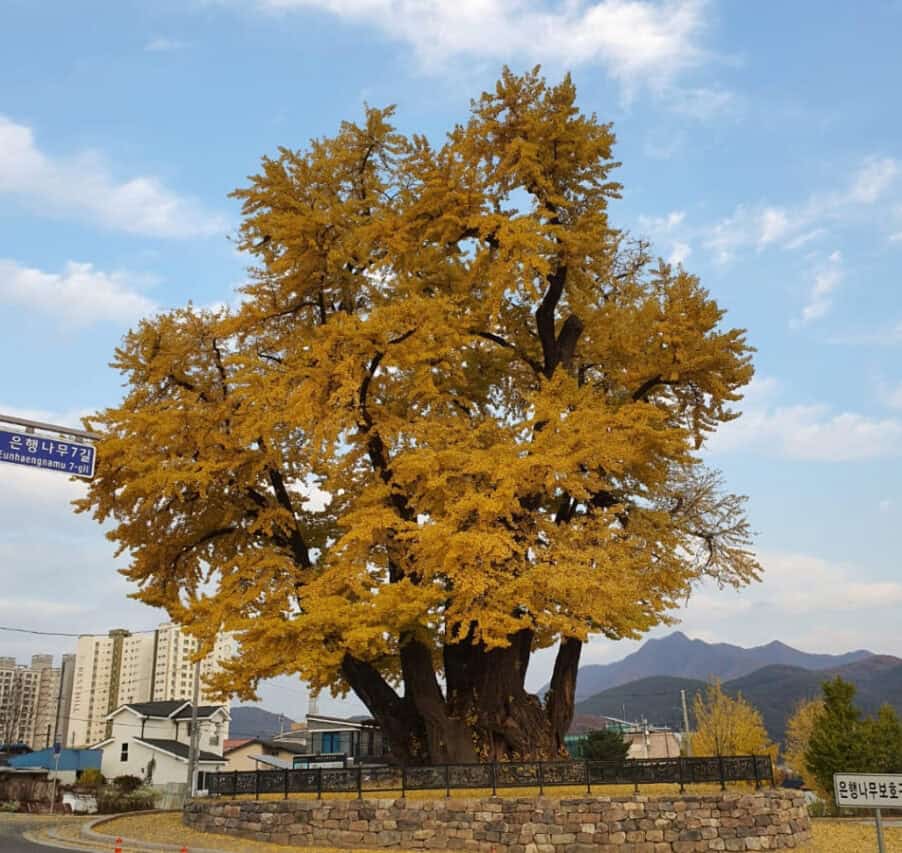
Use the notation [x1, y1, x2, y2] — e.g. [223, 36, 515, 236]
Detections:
[0, 624, 158, 638]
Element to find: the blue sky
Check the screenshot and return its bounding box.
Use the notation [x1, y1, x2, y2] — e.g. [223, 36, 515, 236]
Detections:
[2, 0, 901, 719]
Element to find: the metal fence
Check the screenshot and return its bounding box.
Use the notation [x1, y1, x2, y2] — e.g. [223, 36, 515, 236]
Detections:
[205, 755, 774, 800]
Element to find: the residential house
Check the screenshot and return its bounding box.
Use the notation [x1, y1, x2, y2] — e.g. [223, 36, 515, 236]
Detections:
[223, 737, 310, 771]
[93, 700, 228, 786]
[304, 714, 388, 763]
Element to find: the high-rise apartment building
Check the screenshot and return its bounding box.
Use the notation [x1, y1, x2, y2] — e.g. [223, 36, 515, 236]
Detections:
[152, 623, 236, 704]
[0, 654, 74, 749]
[68, 630, 156, 747]
[67, 624, 235, 747]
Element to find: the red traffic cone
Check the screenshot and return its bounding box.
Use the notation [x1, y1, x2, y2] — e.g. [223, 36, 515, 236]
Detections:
[114, 838, 123, 853]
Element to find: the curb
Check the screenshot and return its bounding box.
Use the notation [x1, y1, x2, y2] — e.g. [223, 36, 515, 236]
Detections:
[80, 810, 229, 853]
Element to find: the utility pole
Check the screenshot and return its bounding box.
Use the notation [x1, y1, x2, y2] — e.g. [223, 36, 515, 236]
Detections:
[186, 658, 202, 799]
[680, 689, 692, 756]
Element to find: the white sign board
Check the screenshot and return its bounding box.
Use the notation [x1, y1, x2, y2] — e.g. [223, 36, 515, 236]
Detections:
[834, 773, 902, 808]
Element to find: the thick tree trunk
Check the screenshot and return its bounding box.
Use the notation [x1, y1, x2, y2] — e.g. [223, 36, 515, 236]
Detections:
[342, 634, 583, 765]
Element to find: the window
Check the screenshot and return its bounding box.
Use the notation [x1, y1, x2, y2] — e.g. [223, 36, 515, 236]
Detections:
[120, 743, 129, 762]
[321, 733, 340, 753]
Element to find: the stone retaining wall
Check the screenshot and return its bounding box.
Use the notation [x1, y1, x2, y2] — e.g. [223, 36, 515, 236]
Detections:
[184, 790, 811, 852]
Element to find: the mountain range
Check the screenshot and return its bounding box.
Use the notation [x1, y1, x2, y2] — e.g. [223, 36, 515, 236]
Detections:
[560, 631, 873, 701]
[567, 634, 902, 744]
[230, 706, 297, 739]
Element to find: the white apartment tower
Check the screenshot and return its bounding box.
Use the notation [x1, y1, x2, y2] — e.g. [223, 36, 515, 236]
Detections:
[67, 624, 235, 747]
[68, 630, 156, 747]
[0, 654, 74, 749]
[152, 623, 236, 704]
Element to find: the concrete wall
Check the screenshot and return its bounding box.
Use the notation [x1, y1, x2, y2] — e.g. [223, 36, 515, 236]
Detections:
[184, 791, 811, 852]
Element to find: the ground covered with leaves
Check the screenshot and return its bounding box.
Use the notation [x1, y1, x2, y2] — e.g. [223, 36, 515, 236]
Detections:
[98, 809, 902, 852]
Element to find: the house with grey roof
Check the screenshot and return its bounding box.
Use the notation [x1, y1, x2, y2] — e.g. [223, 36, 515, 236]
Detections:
[93, 699, 228, 787]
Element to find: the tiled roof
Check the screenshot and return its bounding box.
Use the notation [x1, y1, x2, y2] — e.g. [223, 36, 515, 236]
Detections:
[134, 738, 224, 763]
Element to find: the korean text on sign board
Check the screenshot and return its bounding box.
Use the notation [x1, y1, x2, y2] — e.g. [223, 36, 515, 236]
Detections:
[834, 773, 902, 808]
[0, 428, 96, 478]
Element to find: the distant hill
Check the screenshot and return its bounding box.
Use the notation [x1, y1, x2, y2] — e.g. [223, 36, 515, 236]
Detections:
[230, 706, 297, 739]
[557, 632, 874, 701]
[573, 656, 902, 745]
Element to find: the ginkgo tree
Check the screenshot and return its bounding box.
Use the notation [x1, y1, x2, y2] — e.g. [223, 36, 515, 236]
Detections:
[79, 68, 759, 765]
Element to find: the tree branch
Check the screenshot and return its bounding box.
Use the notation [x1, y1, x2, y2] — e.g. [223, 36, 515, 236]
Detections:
[471, 330, 543, 375]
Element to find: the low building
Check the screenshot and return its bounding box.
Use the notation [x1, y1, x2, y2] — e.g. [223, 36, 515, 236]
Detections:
[223, 737, 310, 771]
[305, 714, 388, 763]
[7, 747, 101, 784]
[93, 700, 228, 786]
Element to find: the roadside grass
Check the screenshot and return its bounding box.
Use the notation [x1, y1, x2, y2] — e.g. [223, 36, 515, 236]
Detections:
[96, 812, 902, 853]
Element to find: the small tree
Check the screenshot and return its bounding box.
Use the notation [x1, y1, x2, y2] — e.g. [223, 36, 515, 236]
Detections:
[691, 680, 775, 759]
[784, 697, 825, 795]
[863, 704, 902, 774]
[582, 728, 631, 763]
[805, 677, 869, 800]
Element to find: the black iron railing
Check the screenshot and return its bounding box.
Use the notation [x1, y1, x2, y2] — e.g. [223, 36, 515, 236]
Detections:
[204, 755, 774, 800]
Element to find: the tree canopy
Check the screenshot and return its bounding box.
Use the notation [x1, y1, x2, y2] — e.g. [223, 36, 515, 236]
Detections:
[79, 68, 758, 763]
[691, 681, 774, 760]
[805, 677, 902, 804]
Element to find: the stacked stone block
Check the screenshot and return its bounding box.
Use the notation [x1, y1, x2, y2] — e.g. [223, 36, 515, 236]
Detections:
[184, 791, 811, 852]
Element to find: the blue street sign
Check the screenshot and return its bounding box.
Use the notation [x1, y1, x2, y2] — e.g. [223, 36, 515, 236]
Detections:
[0, 427, 96, 478]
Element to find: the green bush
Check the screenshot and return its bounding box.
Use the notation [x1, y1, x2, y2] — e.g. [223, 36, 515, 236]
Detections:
[0, 801, 19, 813]
[79, 768, 105, 788]
[582, 728, 632, 763]
[96, 787, 156, 814]
[112, 774, 144, 793]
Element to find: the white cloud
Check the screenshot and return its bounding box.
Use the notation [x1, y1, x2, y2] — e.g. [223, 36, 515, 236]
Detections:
[757, 207, 790, 247]
[878, 380, 902, 410]
[254, 0, 709, 86]
[144, 37, 189, 52]
[708, 376, 902, 460]
[0, 259, 157, 328]
[568, 548, 902, 675]
[700, 156, 901, 263]
[639, 209, 685, 232]
[847, 156, 899, 204]
[0, 116, 226, 238]
[666, 85, 736, 120]
[800, 250, 842, 324]
[668, 240, 691, 266]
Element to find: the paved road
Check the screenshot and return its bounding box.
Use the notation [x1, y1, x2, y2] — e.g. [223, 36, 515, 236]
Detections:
[0, 817, 75, 852]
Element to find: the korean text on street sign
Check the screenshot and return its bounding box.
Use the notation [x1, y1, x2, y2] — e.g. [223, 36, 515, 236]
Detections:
[0, 427, 95, 478]
[835, 773, 902, 808]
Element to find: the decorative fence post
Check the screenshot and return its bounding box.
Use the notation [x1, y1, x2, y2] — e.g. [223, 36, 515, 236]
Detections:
[357, 765, 363, 799]
[444, 764, 450, 798]
[718, 756, 726, 791]
[769, 755, 776, 788]
[584, 760, 591, 795]
[490, 762, 497, 796]
[537, 761, 544, 796]
[678, 757, 685, 794]
[401, 766, 406, 799]
[232, 770, 238, 798]
[752, 755, 760, 790]
[284, 768, 289, 799]
[255, 768, 260, 800]
[317, 767, 323, 800]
